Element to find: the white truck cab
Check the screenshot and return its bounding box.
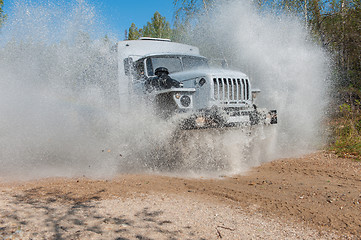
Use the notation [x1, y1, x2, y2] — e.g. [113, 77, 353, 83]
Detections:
[117, 37, 277, 129]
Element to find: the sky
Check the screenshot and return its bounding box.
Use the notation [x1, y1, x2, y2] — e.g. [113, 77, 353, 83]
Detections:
[96, 0, 175, 39]
[3, 0, 175, 40]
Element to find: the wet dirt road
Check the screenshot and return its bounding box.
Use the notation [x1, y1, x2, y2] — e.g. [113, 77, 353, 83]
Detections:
[0, 152, 360, 239]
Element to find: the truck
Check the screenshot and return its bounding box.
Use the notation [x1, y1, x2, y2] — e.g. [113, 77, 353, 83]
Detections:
[117, 37, 277, 129]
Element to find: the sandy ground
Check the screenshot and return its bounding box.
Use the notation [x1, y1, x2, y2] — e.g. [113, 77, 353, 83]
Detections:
[0, 151, 360, 239]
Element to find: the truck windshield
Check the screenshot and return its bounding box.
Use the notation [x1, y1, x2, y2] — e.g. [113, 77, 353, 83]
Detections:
[145, 56, 208, 76]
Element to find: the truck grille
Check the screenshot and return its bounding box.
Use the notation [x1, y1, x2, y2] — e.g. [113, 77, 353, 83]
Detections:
[213, 77, 250, 103]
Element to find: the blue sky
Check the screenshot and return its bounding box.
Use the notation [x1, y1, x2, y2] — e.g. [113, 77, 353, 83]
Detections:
[96, 0, 175, 39]
[3, 0, 175, 40]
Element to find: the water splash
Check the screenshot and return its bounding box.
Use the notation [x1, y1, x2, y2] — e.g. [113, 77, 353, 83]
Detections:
[0, 0, 330, 180]
[0, 0, 121, 180]
[184, 0, 331, 161]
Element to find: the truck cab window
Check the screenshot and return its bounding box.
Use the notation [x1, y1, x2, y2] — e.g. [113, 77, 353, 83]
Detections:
[146, 56, 182, 76]
[182, 56, 208, 70]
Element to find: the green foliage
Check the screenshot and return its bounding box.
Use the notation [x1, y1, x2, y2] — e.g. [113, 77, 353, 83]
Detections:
[330, 102, 361, 161]
[127, 12, 171, 40]
[142, 11, 171, 39]
[128, 23, 142, 40]
[322, 1, 361, 93]
[0, 0, 6, 27]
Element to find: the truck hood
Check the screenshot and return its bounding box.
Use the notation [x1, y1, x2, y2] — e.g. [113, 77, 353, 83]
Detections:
[169, 68, 249, 82]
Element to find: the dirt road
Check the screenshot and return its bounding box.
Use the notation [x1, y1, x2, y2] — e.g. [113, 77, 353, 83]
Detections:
[0, 151, 360, 239]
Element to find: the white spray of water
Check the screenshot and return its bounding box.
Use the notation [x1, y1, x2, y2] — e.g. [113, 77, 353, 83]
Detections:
[0, 1, 122, 180]
[0, 1, 189, 180]
[185, 0, 330, 161]
[0, 0, 330, 180]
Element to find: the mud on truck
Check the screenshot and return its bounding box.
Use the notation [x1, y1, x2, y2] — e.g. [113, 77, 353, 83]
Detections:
[118, 37, 277, 129]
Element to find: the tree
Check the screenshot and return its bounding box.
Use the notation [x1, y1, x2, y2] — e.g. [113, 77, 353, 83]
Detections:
[0, 0, 6, 27]
[325, 1, 361, 94]
[128, 23, 142, 40]
[142, 11, 172, 39]
[127, 12, 172, 40]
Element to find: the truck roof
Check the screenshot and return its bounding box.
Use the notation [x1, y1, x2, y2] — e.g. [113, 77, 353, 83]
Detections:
[117, 38, 201, 61]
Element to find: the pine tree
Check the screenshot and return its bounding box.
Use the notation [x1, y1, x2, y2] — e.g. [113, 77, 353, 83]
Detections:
[142, 11, 171, 39]
[127, 12, 172, 40]
[127, 23, 142, 40]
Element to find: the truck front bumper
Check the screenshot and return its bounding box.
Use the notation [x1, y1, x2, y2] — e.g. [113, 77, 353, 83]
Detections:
[179, 108, 277, 130]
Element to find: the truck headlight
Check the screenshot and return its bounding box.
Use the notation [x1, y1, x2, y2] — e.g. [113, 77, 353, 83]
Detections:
[199, 78, 206, 86]
[180, 95, 191, 107]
